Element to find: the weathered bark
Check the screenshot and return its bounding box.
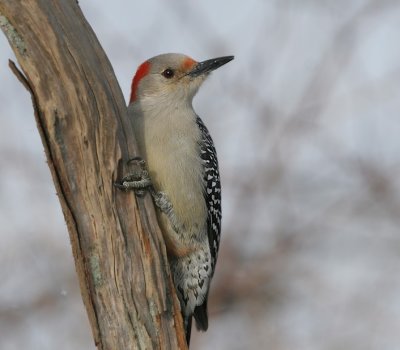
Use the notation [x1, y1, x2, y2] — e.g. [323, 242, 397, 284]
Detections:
[0, 1, 187, 349]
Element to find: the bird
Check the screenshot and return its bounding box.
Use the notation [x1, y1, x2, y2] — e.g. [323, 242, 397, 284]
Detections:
[116, 53, 233, 345]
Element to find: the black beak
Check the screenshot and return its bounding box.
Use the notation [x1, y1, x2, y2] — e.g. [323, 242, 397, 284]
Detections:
[188, 55, 234, 77]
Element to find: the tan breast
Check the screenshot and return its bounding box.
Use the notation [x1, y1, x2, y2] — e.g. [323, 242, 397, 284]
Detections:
[129, 102, 208, 240]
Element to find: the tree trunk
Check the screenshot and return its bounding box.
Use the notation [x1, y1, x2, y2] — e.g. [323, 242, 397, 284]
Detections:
[0, 1, 187, 349]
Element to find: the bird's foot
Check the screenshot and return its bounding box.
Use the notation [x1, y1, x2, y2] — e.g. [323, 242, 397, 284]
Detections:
[151, 191, 173, 214]
[115, 157, 182, 233]
[114, 156, 152, 196]
[151, 191, 183, 233]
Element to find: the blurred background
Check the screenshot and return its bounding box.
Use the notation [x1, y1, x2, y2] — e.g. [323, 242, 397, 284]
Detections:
[1, 1, 400, 349]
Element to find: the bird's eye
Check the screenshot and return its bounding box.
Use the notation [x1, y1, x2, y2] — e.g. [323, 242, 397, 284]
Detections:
[162, 68, 175, 79]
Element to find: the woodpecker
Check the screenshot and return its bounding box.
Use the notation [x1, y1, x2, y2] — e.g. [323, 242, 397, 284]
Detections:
[116, 53, 233, 345]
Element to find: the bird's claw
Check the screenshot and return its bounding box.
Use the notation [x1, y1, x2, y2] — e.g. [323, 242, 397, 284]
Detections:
[127, 156, 147, 168]
[114, 157, 152, 196]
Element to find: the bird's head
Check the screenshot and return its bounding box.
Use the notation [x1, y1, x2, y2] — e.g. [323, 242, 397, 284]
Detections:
[129, 53, 234, 105]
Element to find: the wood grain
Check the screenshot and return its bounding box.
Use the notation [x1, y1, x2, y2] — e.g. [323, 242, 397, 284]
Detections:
[0, 1, 187, 349]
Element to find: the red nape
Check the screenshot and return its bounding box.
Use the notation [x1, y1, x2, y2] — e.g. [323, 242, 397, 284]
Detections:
[130, 61, 151, 103]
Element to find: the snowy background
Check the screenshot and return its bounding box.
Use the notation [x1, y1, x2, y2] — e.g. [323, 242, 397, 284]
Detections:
[1, 1, 400, 349]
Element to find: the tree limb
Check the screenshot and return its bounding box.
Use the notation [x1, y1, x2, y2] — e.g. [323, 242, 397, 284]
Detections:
[0, 1, 187, 349]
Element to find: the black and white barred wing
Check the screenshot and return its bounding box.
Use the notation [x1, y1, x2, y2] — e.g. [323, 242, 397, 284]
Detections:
[196, 116, 222, 272]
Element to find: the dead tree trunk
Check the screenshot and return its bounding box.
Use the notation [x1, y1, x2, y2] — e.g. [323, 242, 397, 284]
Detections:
[0, 1, 187, 349]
